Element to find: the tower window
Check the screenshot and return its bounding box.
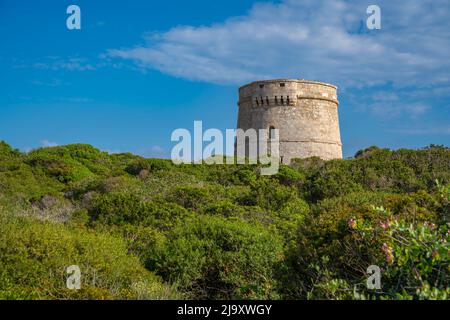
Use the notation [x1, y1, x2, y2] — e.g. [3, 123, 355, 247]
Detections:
[259, 84, 264, 88]
[281, 96, 284, 105]
[266, 96, 269, 105]
[280, 83, 285, 87]
[260, 97, 264, 105]
[275, 96, 278, 104]
[255, 98, 259, 106]
[287, 96, 290, 105]
[269, 126, 276, 139]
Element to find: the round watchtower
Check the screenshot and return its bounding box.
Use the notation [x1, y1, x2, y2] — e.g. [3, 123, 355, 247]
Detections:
[236, 79, 343, 164]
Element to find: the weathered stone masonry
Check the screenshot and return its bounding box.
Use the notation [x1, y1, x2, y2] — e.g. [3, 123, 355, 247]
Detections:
[236, 79, 343, 164]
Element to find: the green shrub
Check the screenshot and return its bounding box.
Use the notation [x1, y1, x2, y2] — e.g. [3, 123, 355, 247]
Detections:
[29, 144, 112, 175]
[0, 213, 176, 300]
[26, 153, 93, 184]
[166, 186, 221, 211]
[0, 141, 449, 300]
[305, 159, 364, 201]
[88, 192, 189, 230]
[0, 141, 21, 160]
[125, 158, 172, 176]
[153, 215, 284, 299]
[352, 211, 449, 299]
[0, 163, 63, 203]
[275, 165, 305, 187]
[281, 186, 450, 299]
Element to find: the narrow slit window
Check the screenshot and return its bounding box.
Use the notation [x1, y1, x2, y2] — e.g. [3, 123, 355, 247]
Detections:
[269, 126, 276, 139]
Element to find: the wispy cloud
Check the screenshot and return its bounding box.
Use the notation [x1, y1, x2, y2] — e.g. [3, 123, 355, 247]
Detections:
[150, 145, 164, 153]
[134, 145, 168, 158]
[40, 140, 59, 148]
[390, 126, 450, 135]
[51, 97, 93, 103]
[33, 57, 98, 71]
[369, 102, 430, 119]
[103, 149, 123, 155]
[31, 79, 70, 87]
[345, 84, 450, 120]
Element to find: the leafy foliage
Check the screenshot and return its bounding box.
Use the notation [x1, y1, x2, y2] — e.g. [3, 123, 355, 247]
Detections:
[0, 212, 176, 300]
[153, 215, 284, 299]
[0, 141, 448, 300]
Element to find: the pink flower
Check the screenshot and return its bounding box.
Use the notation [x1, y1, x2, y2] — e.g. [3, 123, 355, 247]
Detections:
[424, 221, 436, 230]
[385, 253, 394, 265]
[348, 218, 357, 229]
[380, 220, 391, 230]
[382, 243, 394, 265]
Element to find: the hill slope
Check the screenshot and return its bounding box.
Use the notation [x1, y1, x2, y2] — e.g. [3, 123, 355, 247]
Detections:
[0, 142, 448, 299]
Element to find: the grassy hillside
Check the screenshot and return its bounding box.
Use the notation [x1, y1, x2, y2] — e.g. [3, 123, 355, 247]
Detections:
[0, 141, 448, 300]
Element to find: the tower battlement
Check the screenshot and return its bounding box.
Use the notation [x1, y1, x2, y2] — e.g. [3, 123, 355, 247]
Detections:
[236, 79, 343, 164]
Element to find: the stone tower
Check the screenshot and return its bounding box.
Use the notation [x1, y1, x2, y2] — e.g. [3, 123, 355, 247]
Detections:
[236, 79, 343, 164]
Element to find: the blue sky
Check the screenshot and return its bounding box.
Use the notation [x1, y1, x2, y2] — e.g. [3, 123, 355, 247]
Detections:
[0, 0, 449, 158]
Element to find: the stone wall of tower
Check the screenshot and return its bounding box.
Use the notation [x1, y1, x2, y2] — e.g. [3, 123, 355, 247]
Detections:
[237, 79, 343, 164]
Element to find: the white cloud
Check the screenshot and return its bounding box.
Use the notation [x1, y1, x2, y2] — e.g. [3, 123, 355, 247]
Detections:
[348, 87, 438, 119]
[103, 149, 123, 155]
[40, 140, 59, 148]
[134, 145, 168, 158]
[151, 145, 164, 153]
[108, 0, 450, 88]
[34, 57, 97, 71]
[31, 79, 69, 87]
[369, 102, 430, 119]
[390, 126, 450, 135]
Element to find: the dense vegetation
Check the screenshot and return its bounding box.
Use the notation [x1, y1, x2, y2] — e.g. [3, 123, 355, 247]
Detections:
[0, 141, 448, 300]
